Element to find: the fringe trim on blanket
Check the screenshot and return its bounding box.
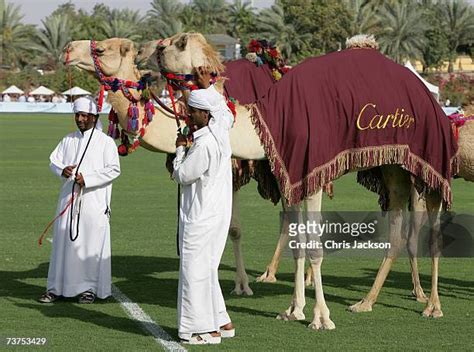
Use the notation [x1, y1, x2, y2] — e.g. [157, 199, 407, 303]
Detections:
[232, 160, 280, 204]
[249, 104, 458, 208]
[232, 159, 252, 191]
[252, 160, 281, 205]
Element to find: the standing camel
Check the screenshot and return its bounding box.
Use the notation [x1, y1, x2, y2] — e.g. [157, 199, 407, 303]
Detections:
[154, 34, 474, 318]
[152, 32, 468, 325]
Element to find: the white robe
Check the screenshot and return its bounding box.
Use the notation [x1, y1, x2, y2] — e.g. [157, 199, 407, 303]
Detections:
[173, 103, 233, 340]
[47, 128, 120, 299]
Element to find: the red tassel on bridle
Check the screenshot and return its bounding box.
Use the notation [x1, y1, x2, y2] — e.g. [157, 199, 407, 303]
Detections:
[107, 109, 120, 139]
[97, 85, 105, 112]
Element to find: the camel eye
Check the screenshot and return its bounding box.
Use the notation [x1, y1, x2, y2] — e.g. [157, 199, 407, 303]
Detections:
[95, 47, 105, 55]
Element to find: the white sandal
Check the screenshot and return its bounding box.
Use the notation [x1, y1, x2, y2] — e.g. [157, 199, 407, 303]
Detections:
[181, 333, 221, 345]
[220, 328, 235, 338]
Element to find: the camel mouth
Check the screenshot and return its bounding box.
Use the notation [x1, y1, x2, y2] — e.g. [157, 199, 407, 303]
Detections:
[64, 59, 79, 66]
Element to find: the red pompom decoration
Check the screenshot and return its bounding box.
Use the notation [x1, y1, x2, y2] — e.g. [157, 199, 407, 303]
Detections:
[268, 48, 279, 58]
[118, 144, 128, 156]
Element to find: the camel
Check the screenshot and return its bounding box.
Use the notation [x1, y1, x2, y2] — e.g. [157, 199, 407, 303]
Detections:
[151, 32, 474, 325]
[62, 37, 473, 329]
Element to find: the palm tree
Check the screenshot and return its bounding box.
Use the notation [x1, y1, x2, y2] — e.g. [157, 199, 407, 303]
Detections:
[375, 1, 428, 64]
[190, 0, 229, 33]
[345, 0, 379, 37]
[0, 0, 34, 68]
[439, 0, 474, 72]
[100, 9, 143, 42]
[228, 0, 255, 39]
[32, 14, 71, 70]
[148, 0, 183, 38]
[257, 4, 310, 62]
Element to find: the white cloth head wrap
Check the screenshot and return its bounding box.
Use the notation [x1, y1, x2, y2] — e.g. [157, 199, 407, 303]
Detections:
[73, 96, 98, 115]
[188, 85, 233, 158]
[73, 96, 103, 131]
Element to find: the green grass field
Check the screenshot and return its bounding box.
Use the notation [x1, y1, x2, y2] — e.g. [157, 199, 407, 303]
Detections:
[1, 114, 473, 351]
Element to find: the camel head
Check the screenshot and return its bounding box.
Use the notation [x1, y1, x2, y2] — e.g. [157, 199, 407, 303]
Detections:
[136, 40, 163, 67]
[61, 38, 138, 79]
[457, 120, 474, 182]
[156, 32, 224, 75]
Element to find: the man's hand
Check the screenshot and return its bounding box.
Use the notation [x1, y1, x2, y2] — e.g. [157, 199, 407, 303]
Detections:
[175, 133, 187, 147]
[194, 66, 212, 89]
[75, 173, 85, 187]
[62, 165, 76, 178]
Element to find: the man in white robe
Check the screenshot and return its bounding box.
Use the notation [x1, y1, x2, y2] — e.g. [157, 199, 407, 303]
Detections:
[173, 69, 234, 345]
[39, 97, 120, 304]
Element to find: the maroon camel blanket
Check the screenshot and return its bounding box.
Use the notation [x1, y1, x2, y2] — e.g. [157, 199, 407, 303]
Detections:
[220, 59, 281, 203]
[223, 59, 276, 104]
[250, 49, 458, 207]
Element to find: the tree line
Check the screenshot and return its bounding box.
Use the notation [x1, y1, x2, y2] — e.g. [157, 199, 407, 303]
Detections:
[1, 0, 473, 74]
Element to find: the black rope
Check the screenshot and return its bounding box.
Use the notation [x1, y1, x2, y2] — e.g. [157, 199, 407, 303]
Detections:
[69, 118, 98, 242]
[176, 184, 180, 257]
[176, 128, 183, 257]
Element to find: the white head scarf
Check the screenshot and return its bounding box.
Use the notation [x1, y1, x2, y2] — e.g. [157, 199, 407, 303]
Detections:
[73, 96, 103, 131]
[188, 85, 233, 158]
[73, 96, 98, 115]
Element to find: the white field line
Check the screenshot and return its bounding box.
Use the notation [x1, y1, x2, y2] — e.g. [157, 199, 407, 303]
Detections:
[112, 284, 187, 352]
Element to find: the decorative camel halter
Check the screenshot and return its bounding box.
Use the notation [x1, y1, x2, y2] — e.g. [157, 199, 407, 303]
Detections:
[89, 40, 157, 155]
[154, 40, 236, 128]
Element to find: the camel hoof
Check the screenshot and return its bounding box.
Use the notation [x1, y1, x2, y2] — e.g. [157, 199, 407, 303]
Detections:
[304, 279, 314, 287]
[276, 310, 305, 321]
[308, 318, 336, 331]
[416, 295, 428, 304]
[412, 289, 428, 303]
[422, 303, 443, 318]
[349, 299, 373, 313]
[230, 285, 254, 296]
[256, 271, 277, 283]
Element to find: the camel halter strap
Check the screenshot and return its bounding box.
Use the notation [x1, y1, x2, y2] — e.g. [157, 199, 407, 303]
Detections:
[448, 113, 474, 142]
[89, 40, 160, 155]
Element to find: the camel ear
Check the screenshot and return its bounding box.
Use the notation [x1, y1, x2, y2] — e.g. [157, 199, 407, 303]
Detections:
[175, 34, 188, 51]
[120, 40, 133, 57]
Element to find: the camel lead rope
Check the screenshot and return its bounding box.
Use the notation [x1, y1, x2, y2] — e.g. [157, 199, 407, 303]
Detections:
[165, 80, 183, 256]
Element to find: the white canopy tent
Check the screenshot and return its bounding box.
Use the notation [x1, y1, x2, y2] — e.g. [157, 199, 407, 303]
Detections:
[404, 61, 440, 101]
[62, 86, 92, 96]
[2, 85, 24, 95]
[30, 86, 55, 95]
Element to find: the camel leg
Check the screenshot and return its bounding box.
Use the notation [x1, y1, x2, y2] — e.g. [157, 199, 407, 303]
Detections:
[305, 265, 313, 287]
[256, 199, 315, 286]
[305, 190, 335, 330]
[256, 200, 289, 283]
[229, 190, 253, 296]
[308, 256, 335, 330]
[408, 185, 428, 303]
[350, 165, 410, 312]
[422, 192, 443, 318]
[276, 202, 306, 321]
